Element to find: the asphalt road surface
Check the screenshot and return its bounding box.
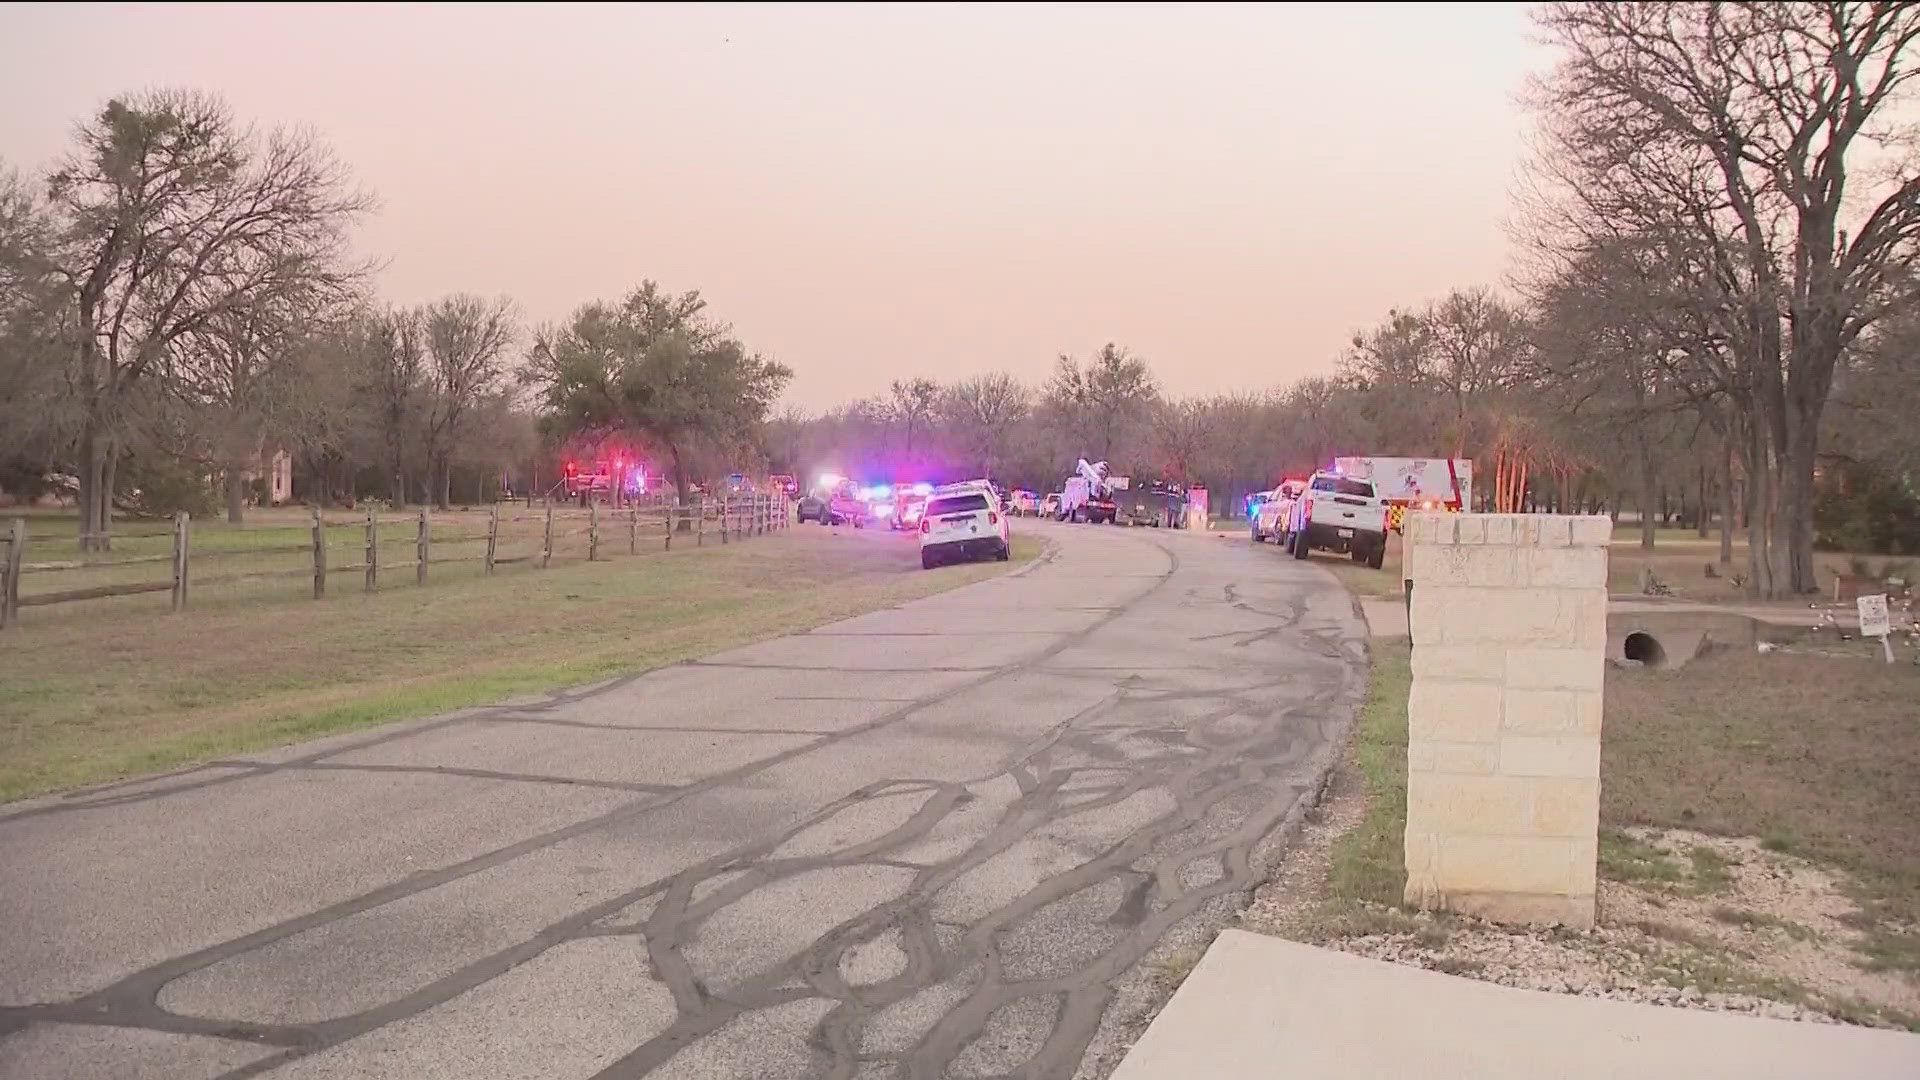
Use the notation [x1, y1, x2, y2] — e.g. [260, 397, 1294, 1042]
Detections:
[0, 521, 1366, 1080]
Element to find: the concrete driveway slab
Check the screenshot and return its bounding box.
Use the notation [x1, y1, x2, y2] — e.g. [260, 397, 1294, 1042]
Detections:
[1112, 930, 1920, 1079]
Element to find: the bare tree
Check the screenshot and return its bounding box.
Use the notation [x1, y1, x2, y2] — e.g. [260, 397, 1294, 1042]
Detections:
[1529, 1, 1920, 595]
[41, 90, 367, 549]
[421, 294, 516, 508]
[351, 307, 426, 509]
[941, 373, 1030, 478]
[1149, 399, 1217, 483]
[0, 167, 73, 470]
[1045, 344, 1158, 464]
[888, 377, 940, 466]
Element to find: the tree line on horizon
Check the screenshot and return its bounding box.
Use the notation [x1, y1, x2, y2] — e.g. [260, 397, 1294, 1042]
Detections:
[2, 3, 1916, 598]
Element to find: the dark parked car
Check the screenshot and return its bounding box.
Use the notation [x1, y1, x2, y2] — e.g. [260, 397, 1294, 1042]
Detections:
[796, 489, 831, 523]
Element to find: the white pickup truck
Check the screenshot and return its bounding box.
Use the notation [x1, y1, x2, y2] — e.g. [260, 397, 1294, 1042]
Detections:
[1286, 470, 1388, 568]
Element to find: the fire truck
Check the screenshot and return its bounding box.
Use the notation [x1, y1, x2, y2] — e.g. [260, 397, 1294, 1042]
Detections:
[1331, 457, 1473, 532]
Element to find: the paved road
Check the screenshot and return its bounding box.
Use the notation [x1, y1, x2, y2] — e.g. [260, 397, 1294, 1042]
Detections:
[0, 521, 1366, 1079]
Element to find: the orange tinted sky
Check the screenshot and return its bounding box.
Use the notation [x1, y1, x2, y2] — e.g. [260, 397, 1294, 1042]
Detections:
[0, 3, 1545, 409]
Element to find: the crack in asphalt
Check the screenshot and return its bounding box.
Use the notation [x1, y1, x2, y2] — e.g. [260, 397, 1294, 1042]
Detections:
[0, 529, 1368, 1080]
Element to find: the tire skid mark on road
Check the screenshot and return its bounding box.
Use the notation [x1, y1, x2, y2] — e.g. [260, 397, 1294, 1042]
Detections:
[0, 529, 1181, 1077]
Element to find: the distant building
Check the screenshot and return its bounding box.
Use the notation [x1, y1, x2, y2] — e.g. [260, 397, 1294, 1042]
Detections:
[248, 449, 293, 505]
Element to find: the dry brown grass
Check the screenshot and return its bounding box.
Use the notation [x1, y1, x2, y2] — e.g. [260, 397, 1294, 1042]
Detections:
[1289, 520, 1895, 605]
[0, 524, 1040, 802]
[1604, 649, 1920, 936]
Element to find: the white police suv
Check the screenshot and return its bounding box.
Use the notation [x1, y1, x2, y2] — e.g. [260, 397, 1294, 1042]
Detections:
[918, 482, 1011, 569]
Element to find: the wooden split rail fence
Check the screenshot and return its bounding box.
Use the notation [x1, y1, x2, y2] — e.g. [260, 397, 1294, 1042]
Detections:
[0, 493, 791, 630]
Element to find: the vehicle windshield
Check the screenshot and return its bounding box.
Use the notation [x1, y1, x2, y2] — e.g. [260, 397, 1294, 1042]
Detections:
[1312, 476, 1374, 497]
[927, 494, 990, 516]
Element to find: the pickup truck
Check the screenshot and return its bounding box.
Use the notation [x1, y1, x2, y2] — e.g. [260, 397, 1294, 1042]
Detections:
[1254, 479, 1305, 543]
[1286, 471, 1388, 568]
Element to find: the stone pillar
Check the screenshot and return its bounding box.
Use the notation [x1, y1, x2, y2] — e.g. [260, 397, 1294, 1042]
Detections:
[1401, 513, 1611, 928]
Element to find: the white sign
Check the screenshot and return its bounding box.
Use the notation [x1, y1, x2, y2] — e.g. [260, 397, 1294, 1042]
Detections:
[1857, 593, 1891, 638]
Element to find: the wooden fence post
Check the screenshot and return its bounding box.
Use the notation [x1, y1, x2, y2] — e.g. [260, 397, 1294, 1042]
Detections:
[664, 504, 674, 551]
[416, 507, 429, 585]
[311, 508, 327, 599]
[588, 501, 600, 562]
[2, 517, 25, 629]
[170, 511, 189, 612]
[721, 497, 730, 544]
[696, 501, 704, 546]
[629, 507, 639, 555]
[365, 509, 378, 592]
[542, 507, 554, 568]
[486, 505, 499, 574]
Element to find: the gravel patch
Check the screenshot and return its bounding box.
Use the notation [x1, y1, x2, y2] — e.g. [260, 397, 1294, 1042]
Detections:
[1241, 766, 1920, 1030]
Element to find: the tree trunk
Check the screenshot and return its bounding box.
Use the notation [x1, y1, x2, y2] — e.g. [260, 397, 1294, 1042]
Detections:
[435, 454, 452, 510]
[226, 463, 248, 525]
[1783, 421, 1819, 594]
[390, 458, 407, 511]
[1718, 436, 1735, 566]
[667, 440, 692, 527]
[78, 422, 102, 552]
[1696, 477, 1710, 537]
[96, 439, 119, 552]
[1636, 435, 1657, 551]
[1743, 419, 1791, 599]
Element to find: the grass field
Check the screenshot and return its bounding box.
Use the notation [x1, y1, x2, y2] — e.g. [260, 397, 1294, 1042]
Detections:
[1284, 521, 1902, 604]
[1606, 649, 1920, 973]
[2, 502, 706, 622]
[0, 520, 1041, 802]
[1289, 617, 1920, 1022]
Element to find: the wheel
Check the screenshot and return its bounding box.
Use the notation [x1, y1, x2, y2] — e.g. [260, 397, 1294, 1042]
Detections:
[1367, 544, 1385, 570]
[1250, 528, 1264, 542]
[1293, 529, 1310, 559]
[996, 544, 1010, 561]
[921, 549, 937, 570]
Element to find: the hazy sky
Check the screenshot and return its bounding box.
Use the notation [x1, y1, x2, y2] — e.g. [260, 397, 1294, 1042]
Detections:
[0, 3, 1547, 409]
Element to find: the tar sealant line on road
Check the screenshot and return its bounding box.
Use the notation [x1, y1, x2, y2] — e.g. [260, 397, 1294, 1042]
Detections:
[205, 759, 683, 794]
[803, 630, 1071, 636]
[681, 660, 1005, 673]
[480, 714, 850, 737]
[0, 533, 1186, 1074]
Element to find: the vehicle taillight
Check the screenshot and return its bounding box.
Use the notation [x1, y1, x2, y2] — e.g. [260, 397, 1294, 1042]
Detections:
[988, 511, 999, 525]
[920, 519, 931, 534]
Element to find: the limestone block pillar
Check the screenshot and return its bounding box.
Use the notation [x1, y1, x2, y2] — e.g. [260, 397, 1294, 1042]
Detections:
[1401, 513, 1611, 927]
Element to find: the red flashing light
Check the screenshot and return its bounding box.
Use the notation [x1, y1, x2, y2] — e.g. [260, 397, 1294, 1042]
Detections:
[988, 511, 999, 525]
[564, 460, 577, 475]
[920, 519, 931, 534]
